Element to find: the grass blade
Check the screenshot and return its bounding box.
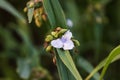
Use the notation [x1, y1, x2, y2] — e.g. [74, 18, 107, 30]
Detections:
[77, 56, 100, 80]
[99, 45, 120, 80]
[43, 0, 56, 28]
[50, 0, 67, 28]
[0, 0, 25, 22]
[57, 49, 83, 80]
[56, 52, 76, 80]
[85, 46, 120, 80]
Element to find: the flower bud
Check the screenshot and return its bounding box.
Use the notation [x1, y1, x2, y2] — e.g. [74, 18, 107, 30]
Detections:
[45, 35, 53, 42]
[56, 27, 62, 31]
[42, 14, 47, 21]
[72, 39, 80, 46]
[23, 7, 28, 12]
[96, 16, 102, 24]
[46, 46, 52, 52]
[59, 29, 67, 34]
[39, 7, 44, 15]
[34, 13, 39, 18]
[34, 0, 42, 3]
[95, 3, 102, 10]
[53, 56, 56, 65]
[28, 1, 35, 8]
[51, 31, 58, 38]
[35, 18, 42, 27]
[44, 42, 48, 48]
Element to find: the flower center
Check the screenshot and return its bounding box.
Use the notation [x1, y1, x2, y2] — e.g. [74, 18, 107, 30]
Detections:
[61, 37, 67, 43]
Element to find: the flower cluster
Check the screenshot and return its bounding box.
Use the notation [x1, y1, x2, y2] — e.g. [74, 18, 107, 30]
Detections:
[44, 27, 80, 53]
[51, 30, 74, 50]
[24, 0, 47, 27]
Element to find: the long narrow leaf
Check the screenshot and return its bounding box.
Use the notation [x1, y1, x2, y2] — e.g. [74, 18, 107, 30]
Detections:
[0, 0, 25, 22]
[99, 45, 120, 80]
[43, 0, 56, 28]
[50, 0, 67, 28]
[85, 47, 120, 80]
[77, 56, 100, 80]
[57, 49, 83, 80]
[56, 52, 75, 80]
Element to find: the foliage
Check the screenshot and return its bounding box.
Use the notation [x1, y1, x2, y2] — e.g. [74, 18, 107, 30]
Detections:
[0, 0, 120, 80]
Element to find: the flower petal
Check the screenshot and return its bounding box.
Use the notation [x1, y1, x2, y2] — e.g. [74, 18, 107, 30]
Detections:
[63, 30, 72, 39]
[51, 39, 63, 48]
[63, 40, 74, 50]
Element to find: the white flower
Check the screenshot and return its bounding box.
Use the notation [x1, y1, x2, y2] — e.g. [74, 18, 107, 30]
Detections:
[51, 30, 74, 50]
[67, 19, 73, 27]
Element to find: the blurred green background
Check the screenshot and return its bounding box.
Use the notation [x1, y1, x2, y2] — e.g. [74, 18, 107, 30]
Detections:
[0, 0, 120, 80]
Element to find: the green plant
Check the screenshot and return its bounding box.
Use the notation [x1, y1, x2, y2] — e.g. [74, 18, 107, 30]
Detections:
[0, 0, 120, 80]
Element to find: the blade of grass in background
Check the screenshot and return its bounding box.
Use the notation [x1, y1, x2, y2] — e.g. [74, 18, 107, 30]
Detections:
[0, 0, 25, 22]
[15, 26, 40, 65]
[85, 46, 120, 80]
[94, 23, 103, 63]
[99, 45, 120, 80]
[77, 56, 100, 80]
[65, 0, 80, 27]
[10, 24, 40, 79]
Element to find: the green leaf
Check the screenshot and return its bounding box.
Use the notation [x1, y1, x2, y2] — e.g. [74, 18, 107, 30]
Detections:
[0, 0, 25, 22]
[51, 0, 67, 28]
[57, 49, 83, 80]
[94, 23, 103, 62]
[27, 8, 34, 23]
[17, 58, 31, 79]
[56, 51, 76, 80]
[99, 45, 120, 80]
[85, 46, 120, 80]
[77, 56, 100, 80]
[11, 25, 40, 66]
[43, 0, 56, 28]
[43, 0, 67, 28]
